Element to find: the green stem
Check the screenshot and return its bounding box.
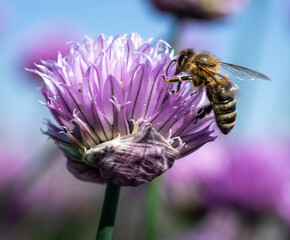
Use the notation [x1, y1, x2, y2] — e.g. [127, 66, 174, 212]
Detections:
[143, 178, 161, 240]
[96, 182, 121, 240]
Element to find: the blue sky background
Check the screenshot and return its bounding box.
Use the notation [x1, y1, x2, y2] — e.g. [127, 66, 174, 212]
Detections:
[1, 0, 290, 153]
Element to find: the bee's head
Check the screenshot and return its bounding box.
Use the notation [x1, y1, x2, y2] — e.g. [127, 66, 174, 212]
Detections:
[175, 48, 194, 75]
[194, 52, 219, 69]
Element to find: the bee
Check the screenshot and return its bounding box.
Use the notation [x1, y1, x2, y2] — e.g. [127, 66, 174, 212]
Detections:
[162, 48, 270, 134]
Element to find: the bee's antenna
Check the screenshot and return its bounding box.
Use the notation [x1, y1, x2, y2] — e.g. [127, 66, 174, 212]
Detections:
[166, 60, 176, 77]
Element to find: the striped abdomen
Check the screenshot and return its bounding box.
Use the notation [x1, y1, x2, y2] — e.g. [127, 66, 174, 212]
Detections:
[207, 84, 237, 135]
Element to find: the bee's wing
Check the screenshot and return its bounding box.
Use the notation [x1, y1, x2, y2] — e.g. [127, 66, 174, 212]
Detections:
[199, 65, 242, 100]
[219, 62, 271, 81]
[230, 81, 241, 100]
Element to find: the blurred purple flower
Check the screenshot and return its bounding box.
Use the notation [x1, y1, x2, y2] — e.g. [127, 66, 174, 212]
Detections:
[0, 151, 29, 189]
[171, 208, 290, 240]
[166, 139, 290, 222]
[0, 149, 105, 240]
[21, 153, 103, 215]
[30, 33, 216, 187]
[172, 210, 240, 240]
[150, 0, 249, 20]
[20, 24, 78, 82]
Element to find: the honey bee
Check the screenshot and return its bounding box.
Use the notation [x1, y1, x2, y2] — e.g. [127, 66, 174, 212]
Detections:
[162, 48, 270, 134]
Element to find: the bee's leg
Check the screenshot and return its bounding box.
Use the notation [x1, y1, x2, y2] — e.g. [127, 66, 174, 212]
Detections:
[162, 75, 192, 83]
[176, 81, 182, 92]
[203, 104, 213, 114]
[162, 75, 192, 93]
[175, 76, 193, 92]
[190, 86, 201, 96]
[193, 104, 213, 124]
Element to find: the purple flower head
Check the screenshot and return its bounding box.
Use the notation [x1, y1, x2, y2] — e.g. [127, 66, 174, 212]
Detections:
[150, 0, 249, 20]
[30, 33, 216, 186]
[166, 139, 290, 220]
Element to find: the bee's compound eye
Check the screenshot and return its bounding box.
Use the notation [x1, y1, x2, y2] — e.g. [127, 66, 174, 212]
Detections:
[178, 54, 188, 66]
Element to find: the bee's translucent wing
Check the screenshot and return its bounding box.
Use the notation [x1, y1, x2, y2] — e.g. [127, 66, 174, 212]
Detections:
[220, 62, 271, 81]
[230, 81, 241, 100]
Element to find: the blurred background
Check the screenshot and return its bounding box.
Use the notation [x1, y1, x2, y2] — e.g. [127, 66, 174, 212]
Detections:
[1, 0, 290, 239]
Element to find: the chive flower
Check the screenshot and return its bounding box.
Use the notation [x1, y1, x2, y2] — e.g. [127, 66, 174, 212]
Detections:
[165, 140, 290, 221]
[21, 24, 77, 82]
[30, 33, 216, 187]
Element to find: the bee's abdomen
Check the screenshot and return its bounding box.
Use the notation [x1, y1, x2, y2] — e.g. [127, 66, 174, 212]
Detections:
[213, 98, 237, 135]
